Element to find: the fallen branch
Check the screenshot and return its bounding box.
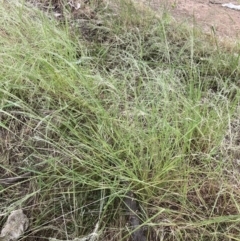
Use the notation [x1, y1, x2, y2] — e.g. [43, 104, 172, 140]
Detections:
[124, 191, 147, 241]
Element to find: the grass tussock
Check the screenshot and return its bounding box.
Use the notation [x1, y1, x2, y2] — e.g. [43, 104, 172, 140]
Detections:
[1, 0, 240, 240]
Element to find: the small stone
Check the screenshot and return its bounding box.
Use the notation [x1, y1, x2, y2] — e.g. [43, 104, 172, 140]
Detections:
[0, 209, 29, 241]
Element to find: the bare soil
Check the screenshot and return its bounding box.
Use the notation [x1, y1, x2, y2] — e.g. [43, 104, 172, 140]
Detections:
[142, 0, 240, 40]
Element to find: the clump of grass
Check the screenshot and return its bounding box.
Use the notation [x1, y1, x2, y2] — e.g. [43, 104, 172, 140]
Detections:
[0, 1, 240, 241]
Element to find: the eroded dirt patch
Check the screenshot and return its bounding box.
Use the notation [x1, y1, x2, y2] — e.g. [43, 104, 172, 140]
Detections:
[141, 0, 240, 40]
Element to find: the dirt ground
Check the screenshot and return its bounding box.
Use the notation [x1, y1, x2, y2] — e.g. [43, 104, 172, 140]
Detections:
[141, 0, 240, 40]
[29, 0, 240, 41]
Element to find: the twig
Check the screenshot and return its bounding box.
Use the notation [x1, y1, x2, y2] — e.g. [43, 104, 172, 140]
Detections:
[49, 222, 99, 241]
[0, 172, 31, 186]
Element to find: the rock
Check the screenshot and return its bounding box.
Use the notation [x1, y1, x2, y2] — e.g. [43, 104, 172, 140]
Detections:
[0, 209, 29, 241]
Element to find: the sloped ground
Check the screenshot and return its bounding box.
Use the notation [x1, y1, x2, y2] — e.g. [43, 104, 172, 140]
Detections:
[1, 1, 240, 241]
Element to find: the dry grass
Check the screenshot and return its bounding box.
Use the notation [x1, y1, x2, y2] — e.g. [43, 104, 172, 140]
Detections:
[0, 1, 240, 241]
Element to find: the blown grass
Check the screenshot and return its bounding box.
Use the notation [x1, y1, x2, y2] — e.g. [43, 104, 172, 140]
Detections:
[1, 0, 240, 240]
